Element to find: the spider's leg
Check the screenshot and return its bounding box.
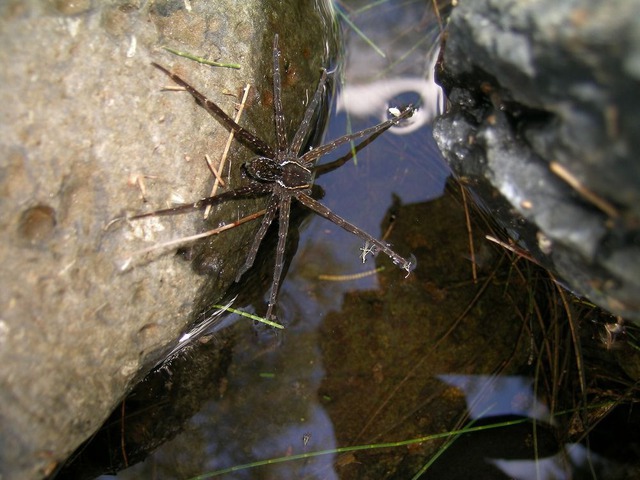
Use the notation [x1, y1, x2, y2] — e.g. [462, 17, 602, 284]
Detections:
[130, 183, 271, 219]
[265, 195, 291, 321]
[152, 62, 274, 158]
[300, 106, 415, 166]
[235, 193, 279, 282]
[272, 34, 288, 152]
[290, 69, 328, 155]
[295, 192, 414, 275]
[313, 115, 393, 178]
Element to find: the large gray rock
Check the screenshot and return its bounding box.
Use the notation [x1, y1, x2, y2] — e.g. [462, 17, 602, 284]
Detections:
[433, 0, 640, 320]
[0, 1, 335, 478]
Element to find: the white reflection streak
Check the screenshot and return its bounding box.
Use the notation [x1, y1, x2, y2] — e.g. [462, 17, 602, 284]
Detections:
[488, 444, 619, 480]
[437, 374, 552, 423]
[156, 296, 238, 368]
[437, 375, 620, 479]
[336, 46, 444, 133]
[488, 453, 571, 480]
[337, 76, 444, 134]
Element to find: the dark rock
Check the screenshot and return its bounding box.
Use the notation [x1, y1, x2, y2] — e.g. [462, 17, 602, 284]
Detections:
[433, 0, 640, 321]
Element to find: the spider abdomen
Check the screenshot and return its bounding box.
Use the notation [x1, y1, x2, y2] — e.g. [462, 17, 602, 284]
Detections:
[243, 156, 282, 183]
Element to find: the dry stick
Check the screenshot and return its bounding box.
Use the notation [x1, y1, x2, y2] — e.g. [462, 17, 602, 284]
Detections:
[162, 85, 188, 92]
[129, 209, 266, 258]
[485, 235, 539, 265]
[555, 278, 588, 412]
[128, 173, 158, 202]
[431, 0, 444, 32]
[461, 185, 478, 284]
[549, 161, 619, 219]
[204, 153, 226, 187]
[204, 84, 252, 219]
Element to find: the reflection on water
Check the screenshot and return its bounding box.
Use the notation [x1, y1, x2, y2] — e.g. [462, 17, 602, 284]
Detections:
[437, 374, 553, 423]
[435, 375, 617, 478]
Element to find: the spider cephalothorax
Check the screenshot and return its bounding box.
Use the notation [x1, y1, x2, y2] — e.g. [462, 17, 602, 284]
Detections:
[244, 157, 312, 190]
[133, 34, 416, 321]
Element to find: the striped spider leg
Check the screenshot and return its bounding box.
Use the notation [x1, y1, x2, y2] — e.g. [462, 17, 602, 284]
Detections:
[133, 34, 416, 321]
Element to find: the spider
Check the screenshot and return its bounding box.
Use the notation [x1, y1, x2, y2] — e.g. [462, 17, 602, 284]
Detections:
[133, 34, 416, 321]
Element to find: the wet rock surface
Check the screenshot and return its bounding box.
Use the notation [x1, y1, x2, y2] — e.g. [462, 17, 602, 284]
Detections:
[433, 0, 640, 321]
[56, 325, 236, 479]
[0, 0, 334, 478]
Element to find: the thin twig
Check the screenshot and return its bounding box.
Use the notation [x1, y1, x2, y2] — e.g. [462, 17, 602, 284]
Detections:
[126, 209, 265, 260]
[461, 185, 477, 283]
[555, 278, 588, 411]
[161, 85, 187, 92]
[485, 235, 539, 265]
[550, 161, 619, 218]
[204, 83, 251, 218]
[431, 0, 444, 32]
[128, 173, 158, 202]
[204, 153, 226, 187]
